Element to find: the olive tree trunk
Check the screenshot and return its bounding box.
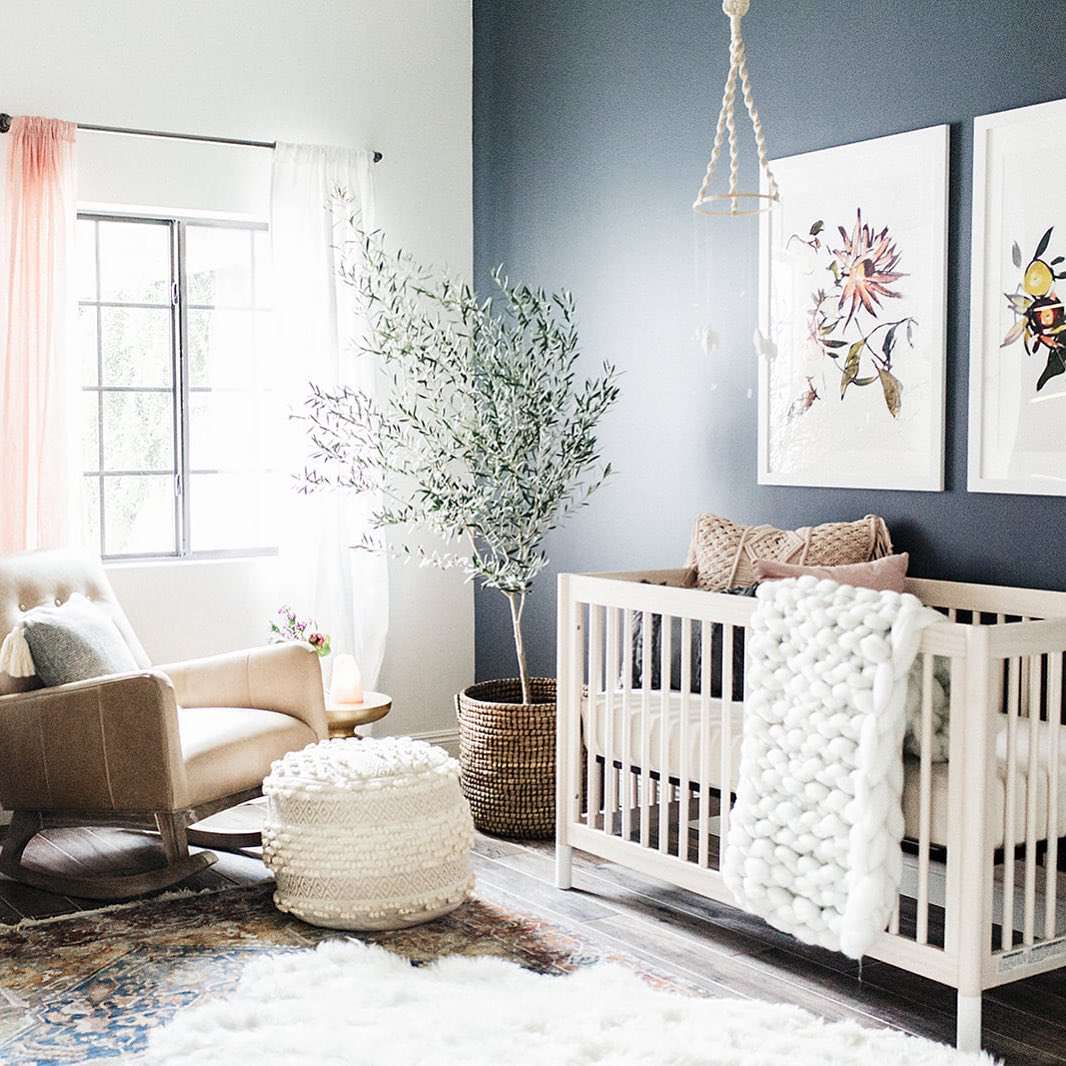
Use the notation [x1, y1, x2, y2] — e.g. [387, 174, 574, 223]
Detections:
[506, 591, 532, 706]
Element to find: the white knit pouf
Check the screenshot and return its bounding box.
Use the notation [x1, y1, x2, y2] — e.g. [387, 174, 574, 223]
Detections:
[261, 736, 474, 931]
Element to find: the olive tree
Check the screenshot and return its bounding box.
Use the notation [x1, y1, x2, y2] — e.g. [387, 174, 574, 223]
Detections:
[301, 227, 620, 705]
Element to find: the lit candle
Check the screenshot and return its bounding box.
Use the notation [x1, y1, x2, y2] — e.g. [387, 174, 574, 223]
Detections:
[329, 653, 364, 705]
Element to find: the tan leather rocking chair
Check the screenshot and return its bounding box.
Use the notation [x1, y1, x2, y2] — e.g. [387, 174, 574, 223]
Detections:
[0, 550, 327, 899]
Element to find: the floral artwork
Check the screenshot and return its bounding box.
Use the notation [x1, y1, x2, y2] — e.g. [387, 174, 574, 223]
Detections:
[787, 210, 915, 420]
[999, 227, 1066, 392]
[969, 99, 1066, 496]
[757, 126, 948, 491]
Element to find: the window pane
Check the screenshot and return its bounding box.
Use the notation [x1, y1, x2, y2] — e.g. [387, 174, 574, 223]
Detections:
[100, 306, 172, 387]
[253, 229, 272, 308]
[189, 392, 258, 471]
[187, 308, 254, 388]
[82, 392, 100, 473]
[186, 225, 253, 306]
[188, 472, 275, 552]
[102, 392, 174, 472]
[81, 477, 101, 554]
[98, 220, 170, 304]
[77, 219, 97, 301]
[79, 305, 98, 385]
[103, 475, 176, 555]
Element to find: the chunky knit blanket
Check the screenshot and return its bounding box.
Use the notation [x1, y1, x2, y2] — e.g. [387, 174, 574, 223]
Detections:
[722, 575, 938, 959]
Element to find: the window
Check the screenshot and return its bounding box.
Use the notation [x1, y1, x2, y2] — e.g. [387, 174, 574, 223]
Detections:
[78, 214, 279, 559]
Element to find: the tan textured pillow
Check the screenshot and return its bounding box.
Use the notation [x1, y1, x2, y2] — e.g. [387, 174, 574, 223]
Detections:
[752, 552, 909, 593]
[686, 513, 893, 592]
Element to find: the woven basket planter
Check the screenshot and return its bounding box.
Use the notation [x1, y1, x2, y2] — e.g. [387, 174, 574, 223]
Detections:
[455, 677, 556, 840]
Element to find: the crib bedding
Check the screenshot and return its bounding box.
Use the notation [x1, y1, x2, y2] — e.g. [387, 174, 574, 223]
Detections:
[581, 691, 1066, 850]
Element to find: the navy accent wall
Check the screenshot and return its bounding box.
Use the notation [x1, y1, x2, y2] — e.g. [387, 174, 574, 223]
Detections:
[473, 0, 1066, 683]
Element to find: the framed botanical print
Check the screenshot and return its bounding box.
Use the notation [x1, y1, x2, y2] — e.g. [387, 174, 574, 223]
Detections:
[969, 98, 1066, 495]
[757, 126, 949, 491]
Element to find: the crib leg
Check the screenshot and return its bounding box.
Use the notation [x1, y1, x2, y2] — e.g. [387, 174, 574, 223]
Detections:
[555, 844, 574, 890]
[956, 992, 981, 1052]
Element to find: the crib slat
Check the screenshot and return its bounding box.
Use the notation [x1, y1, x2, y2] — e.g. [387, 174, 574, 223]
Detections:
[586, 605, 603, 832]
[917, 652, 934, 946]
[698, 621, 712, 868]
[889, 899, 900, 936]
[563, 600, 586, 833]
[1024, 654, 1042, 945]
[1003, 655, 1020, 950]
[603, 608, 619, 837]
[659, 613, 672, 854]
[621, 609, 634, 844]
[639, 610, 652, 848]
[1046, 653, 1063, 940]
[720, 625, 735, 850]
[678, 618, 692, 862]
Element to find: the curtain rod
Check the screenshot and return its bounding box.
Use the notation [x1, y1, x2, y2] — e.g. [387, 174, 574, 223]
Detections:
[0, 113, 383, 163]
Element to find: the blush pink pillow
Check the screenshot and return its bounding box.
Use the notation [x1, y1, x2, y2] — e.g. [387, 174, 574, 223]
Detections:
[752, 552, 909, 593]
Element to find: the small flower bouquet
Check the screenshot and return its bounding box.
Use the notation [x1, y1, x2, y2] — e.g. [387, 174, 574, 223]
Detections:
[269, 605, 331, 658]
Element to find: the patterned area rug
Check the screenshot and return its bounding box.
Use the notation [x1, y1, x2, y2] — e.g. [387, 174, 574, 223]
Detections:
[0, 885, 682, 1064]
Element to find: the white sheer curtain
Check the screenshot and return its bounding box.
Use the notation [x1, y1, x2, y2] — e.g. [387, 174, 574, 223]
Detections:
[270, 143, 388, 688]
[0, 117, 78, 555]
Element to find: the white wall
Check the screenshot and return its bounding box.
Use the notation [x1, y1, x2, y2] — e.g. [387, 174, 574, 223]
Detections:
[2, 0, 474, 741]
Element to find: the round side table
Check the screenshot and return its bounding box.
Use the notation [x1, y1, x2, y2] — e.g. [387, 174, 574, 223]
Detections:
[325, 691, 392, 739]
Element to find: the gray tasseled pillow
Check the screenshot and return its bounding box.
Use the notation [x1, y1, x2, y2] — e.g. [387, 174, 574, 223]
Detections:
[22, 594, 139, 687]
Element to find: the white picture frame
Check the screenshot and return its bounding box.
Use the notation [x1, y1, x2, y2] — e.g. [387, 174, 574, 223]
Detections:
[757, 126, 949, 491]
[969, 98, 1066, 496]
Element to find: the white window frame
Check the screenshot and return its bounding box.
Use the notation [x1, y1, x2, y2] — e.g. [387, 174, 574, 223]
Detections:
[78, 210, 277, 561]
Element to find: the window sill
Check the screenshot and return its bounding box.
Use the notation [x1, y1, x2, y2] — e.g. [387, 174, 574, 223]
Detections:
[104, 551, 278, 570]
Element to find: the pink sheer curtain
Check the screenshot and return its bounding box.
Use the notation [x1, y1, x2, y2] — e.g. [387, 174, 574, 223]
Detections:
[0, 116, 77, 555]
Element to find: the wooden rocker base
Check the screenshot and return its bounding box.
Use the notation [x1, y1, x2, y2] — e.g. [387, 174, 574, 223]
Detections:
[185, 827, 262, 852]
[0, 790, 264, 902]
[1, 850, 218, 901]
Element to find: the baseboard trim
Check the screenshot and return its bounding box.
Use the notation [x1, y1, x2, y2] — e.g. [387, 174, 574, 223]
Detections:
[406, 728, 460, 756]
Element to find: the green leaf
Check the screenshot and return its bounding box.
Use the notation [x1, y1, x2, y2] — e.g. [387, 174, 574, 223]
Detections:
[878, 368, 903, 417]
[840, 341, 863, 398]
[809, 220, 824, 236]
[821, 339, 848, 349]
[1036, 226, 1054, 260]
[882, 321, 901, 360]
[1012, 241, 1022, 268]
[1037, 348, 1066, 391]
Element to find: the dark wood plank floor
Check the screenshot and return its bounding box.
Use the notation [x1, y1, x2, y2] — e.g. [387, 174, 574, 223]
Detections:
[2, 821, 1065, 1063]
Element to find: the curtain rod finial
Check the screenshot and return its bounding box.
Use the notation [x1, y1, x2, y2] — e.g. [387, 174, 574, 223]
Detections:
[0, 114, 11, 134]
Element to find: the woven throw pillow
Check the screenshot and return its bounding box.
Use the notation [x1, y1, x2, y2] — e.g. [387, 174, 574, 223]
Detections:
[21, 593, 139, 687]
[752, 552, 909, 593]
[686, 513, 893, 592]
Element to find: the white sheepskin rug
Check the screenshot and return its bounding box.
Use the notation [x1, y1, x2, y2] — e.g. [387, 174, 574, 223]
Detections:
[146, 939, 997, 1065]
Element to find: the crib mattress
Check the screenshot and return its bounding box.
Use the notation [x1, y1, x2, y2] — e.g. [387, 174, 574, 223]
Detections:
[581, 692, 1066, 851]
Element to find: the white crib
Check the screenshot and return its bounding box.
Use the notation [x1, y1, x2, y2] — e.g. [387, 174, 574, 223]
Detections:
[554, 569, 1066, 1053]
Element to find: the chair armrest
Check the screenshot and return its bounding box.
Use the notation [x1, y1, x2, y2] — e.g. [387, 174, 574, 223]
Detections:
[0, 671, 187, 814]
[158, 643, 328, 741]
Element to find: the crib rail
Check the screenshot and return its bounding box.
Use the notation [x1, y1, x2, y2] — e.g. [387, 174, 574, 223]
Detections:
[556, 569, 1066, 1008]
